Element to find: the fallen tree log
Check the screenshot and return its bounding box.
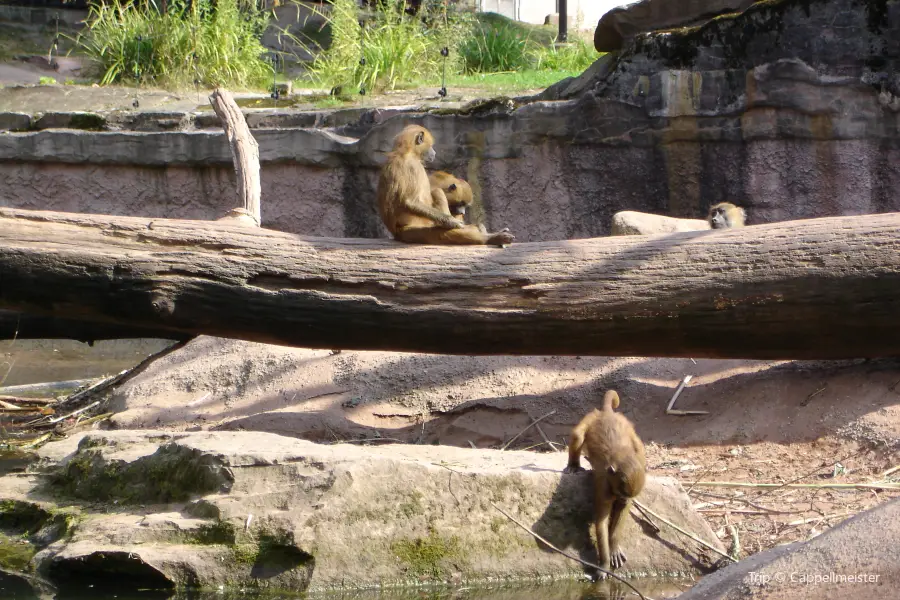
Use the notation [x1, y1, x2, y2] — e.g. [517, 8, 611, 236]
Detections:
[0, 310, 188, 343]
[1, 207, 899, 359]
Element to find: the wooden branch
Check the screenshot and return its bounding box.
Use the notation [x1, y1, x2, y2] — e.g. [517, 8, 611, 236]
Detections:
[2, 207, 900, 359]
[0, 310, 189, 343]
[209, 88, 261, 226]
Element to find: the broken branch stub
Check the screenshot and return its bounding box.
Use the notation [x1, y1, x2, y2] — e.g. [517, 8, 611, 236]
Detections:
[209, 88, 261, 226]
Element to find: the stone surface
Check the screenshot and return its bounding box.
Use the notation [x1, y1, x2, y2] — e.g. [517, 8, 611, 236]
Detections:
[594, 0, 757, 52]
[0, 112, 31, 132]
[0, 0, 898, 242]
[676, 497, 900, 600]
[0, 430, 722, 592]
[610, 210, 710, 235]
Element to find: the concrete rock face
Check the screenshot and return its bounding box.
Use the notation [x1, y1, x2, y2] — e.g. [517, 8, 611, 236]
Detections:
[611, 210, 711, 235]
[593, 0, 757, 52]
[0, 0, 898, 242]
[0, 431, 722, 592]
[676, 497, 900, 600]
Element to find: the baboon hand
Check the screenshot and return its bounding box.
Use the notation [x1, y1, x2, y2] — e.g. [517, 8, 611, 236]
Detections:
[440, 217, 464, 229]
[563, 464, 585, 475]
[610, 549, 627, 569]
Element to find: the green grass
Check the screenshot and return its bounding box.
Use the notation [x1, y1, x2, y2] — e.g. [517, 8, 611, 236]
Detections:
[304, 0, 472, 93]
[443, 70, 585, 93]
[74, 0, 271, 89]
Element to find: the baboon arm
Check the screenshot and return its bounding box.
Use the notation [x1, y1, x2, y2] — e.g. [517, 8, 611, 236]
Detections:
[403, 198, 461, 229]
[430, 188, 451, 213]
[564, 418, 590, 472]
[396, 225, 491, 245]
[607, 496, 631, 570]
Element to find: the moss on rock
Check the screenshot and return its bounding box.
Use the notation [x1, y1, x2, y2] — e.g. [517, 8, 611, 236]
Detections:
[49, 441, 233, 504]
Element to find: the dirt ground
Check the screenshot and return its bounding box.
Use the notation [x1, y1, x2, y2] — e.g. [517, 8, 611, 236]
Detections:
[64, 335, 895, 564]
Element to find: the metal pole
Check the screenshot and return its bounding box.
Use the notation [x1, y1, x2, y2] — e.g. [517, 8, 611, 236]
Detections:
[558, 0, 567, 43]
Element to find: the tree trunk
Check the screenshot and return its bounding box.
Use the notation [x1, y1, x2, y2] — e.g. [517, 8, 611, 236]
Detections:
[2, 207, 900, 359]
[0, 310, 188, 344]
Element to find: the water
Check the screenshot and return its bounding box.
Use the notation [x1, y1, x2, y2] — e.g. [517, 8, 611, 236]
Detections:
[0, 571, 688, 600]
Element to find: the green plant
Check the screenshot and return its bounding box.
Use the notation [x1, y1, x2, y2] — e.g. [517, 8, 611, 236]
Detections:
[458, 17, 535, 73]
[530, 35, 600, 72]
[305, 0, 472, 93]
[38, 76, 57, 85]
[75, 0, 271, 89]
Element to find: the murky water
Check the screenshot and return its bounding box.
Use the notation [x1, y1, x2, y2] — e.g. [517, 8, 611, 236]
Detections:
[0, 339, 172, 388]
[0, 569, 687, 600]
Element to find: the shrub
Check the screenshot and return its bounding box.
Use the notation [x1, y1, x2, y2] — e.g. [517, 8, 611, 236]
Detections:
[76, 0, 271, 89]
[305, 0, 473, 93]
[458, 18, 534, 73]
[530, 35, 600, 72]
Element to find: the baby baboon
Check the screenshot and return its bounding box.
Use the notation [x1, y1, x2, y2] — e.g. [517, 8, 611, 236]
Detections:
[428, 171, 487, 233]
[564, 390, 646, 577]
[376, 125, 513, 246]
[707, 202, 746, 229]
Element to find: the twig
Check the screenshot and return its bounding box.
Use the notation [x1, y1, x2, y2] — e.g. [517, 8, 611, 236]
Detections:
[534, 423, 561, 452]
[632, 500, 735, 563]
[755, 451, 859, 497]
[0, 379, 95, 396]
[666, 376, 708, 416]
[60, 412, 113, 432]
[785, 511, 854, 527]
[55, 340, 190, 412]
[490, 502, 651, 600]
[631, 503, 660, 533]
[339, 437, 404, 444]
[727, 524, 740, 560]
[46, 401, 99, 424]
[801, 385, 827, 407]
[690, 481, 900, 491]
[686, 465, 714, 495]
[500, 410, 556, 451]
[879, 465, 900, 479]
[19, 432, 51, 449]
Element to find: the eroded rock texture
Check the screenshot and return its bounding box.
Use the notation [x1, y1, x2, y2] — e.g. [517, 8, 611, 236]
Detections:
[0, 431, 721, 592]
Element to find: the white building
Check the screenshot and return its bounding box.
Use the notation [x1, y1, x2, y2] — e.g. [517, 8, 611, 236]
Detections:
[477, 0, 629, 31]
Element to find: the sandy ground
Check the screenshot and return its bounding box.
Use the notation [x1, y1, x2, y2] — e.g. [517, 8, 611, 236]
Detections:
[24, 335, 876, 563]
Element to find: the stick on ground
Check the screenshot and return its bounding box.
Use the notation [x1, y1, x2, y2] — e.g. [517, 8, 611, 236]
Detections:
[632, 500, 736, 563]
[500, 410, 556, 451]
[490, 502, 651, 600]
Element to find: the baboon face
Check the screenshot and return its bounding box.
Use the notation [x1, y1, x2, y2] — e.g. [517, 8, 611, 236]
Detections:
[708, 202, 746, 229]
[393, 125, 436, 163]
[445, 180, 473, 218]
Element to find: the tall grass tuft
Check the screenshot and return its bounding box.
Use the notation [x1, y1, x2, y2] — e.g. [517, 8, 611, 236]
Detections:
[458, 19, 534, 73]
[306, 0, 472, 93]
[76, 0, 271, 89]
[530, 36, 600, 72]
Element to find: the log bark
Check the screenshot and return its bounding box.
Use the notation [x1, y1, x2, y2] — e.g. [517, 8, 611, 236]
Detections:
[209, 88, 261, 226]
[2, 207, 900, 359]
[0, 310, 188, 343]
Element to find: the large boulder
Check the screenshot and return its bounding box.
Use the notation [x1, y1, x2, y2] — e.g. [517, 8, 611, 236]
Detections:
[676, 497, 900, 600]
[594, 0, 757, 52]
[610, 210, 710, 235]
[0, 430, 723, 593]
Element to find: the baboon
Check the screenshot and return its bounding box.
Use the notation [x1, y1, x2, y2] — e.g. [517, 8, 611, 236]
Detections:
[707, 202, 746, 229]
[564, 390, 646, 577]
[376, 125, 514, 246]
[428, 171, 487, 233]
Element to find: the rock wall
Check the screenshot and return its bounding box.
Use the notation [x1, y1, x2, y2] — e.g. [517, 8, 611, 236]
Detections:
[0, 0, 897, 242]
[0, 430, 722, 592]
